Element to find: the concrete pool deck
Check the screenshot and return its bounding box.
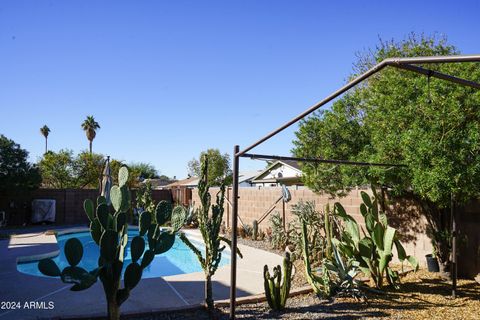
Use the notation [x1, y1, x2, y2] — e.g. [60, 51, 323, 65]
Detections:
[0, 227, 283, 320]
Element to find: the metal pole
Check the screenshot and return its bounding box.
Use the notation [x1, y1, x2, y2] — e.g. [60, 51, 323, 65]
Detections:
[237, 54, 480, 157]
[242, 153, 406, 168]
[229, 145, 240, 319]
[393, 64, 480, 89]
[451, 194, 457, 298]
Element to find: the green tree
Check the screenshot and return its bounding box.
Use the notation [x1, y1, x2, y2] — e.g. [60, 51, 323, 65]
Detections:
[38, 149, 77, 188]
[292, 34, 480, 271]
[39, 150, 104, 189]
[74, 151, 105, 188]
[128, 162, 159, 181]
[81, 115, 100, 154]
[40, 125, 50, 154]
[0, 135, 41, 195]
[187, 148, 231, 185]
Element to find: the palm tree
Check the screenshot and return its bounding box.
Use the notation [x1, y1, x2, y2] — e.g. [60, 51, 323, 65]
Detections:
[40, 125, 50, 154]
[81, 116, 100, 154]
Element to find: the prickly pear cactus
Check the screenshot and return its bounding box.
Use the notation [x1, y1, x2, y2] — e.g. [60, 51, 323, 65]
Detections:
[38, 166, 187, 320]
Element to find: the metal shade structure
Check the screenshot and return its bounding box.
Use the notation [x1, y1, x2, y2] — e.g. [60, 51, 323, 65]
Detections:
[100, 156, 112, 205]
[229, 54, 480, 319]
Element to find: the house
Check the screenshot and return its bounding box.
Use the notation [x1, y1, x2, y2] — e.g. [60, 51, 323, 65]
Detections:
[238, 170, 263, 187]
[143, 176, 177, 189]
[251, 160, 303, 187]
[164, 170, 262, 189]
[164, 176, 199, 189]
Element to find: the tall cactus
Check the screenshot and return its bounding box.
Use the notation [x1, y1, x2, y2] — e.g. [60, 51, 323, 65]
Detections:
[252, 219, 259, 241]
[263, 252, 293, 311]
[38, 166, 186, 320]
[179, 156, 242, 314]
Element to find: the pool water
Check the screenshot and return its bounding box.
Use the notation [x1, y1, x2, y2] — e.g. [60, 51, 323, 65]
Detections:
[17, 231, 230, 278]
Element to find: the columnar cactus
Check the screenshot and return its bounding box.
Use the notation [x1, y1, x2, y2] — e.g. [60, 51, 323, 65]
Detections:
[252, 219, 259, 241]
[263, 252, 293, 311]
[38, 166, 186, 320]
[179, 156, 242, 315]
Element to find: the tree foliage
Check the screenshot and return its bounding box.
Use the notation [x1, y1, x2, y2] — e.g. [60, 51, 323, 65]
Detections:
[292, 34, 480, 267]
[128, 162, 159, 180]
[187, 148, 231, 185]
[293, 34, 480, 206]
[0, 135, 41, 194]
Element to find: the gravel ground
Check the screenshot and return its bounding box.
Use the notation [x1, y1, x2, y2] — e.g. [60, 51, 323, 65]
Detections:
[232, 237, 309, 288]
[122, 237, 480, 320]
[124, 269, 479, 320]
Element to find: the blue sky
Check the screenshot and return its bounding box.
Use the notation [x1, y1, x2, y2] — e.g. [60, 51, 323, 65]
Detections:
[1, 0, 479, 178]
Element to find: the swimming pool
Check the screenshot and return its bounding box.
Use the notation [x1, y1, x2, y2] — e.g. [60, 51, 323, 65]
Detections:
[17, 230, 230, 278]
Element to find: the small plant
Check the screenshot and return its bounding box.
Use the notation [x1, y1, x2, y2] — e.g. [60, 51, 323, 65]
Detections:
[263, 252, 293, 311]
[300, 214, 362, 300]
[135, 180, 156, 218]
[184, 203, 199, 228]
[252, 220, 259, 240]
[38, 166, 187, 320]
[179, 156, 242, 315]
[290, 201, 328, 261]
[269, 212, 288, 250]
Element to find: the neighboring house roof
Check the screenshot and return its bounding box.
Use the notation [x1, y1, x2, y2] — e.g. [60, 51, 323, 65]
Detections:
[165, 177, 199, 188]
[165, 170, 262, 188]
[238, 170, 263, 184]
[251, 160, 302, 184]
[143, 177, 176, 189]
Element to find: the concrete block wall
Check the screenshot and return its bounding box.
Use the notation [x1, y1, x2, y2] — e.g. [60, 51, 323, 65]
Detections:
[191, 186, 434, 268]
[0, 188, 172, 226]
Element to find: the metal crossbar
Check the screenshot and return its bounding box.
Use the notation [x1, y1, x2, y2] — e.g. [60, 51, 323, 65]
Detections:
[229, 55, 480, 319]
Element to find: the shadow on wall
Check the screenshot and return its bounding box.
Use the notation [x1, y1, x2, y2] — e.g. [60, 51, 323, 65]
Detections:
[386, 195, 427, 244]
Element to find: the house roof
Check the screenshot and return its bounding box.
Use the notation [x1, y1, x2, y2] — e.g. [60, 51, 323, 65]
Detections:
[143, 177, 176, 189]
[252, 160, 302, 182]
[238, 170, 263, 183]
[165, 170, 262, 188]
[165, 176, 199, 188]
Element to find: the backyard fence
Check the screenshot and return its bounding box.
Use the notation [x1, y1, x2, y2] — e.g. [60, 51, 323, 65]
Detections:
[191, 186, 480, 278]
[0, 188, 172, 226]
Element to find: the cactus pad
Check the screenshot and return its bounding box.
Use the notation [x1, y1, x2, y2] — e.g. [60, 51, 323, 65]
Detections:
[100, 230, 119, 262]
[97, 203, 110, 229]
[170, 206, 187, 232]
[61, 266, 89, 284]
[153, 232, 176, 254]
[130, 236, 145, 263]
[115, 212, 126, 232]
[84, 199, 95, 221]
[118, 166, 129, 187]
[140, 250, 154, 269]
[124, 262, 142, 290]
[139, 211, 151, 236]
[120, 186, 130, 212]
[38, 258, 61, 277]
[97, 195, 107, 206]
[90, 219, 102, 244]
[65, 238, 83, 266]
[110, 185, 122, 212]
[155, 200, 172, 225]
